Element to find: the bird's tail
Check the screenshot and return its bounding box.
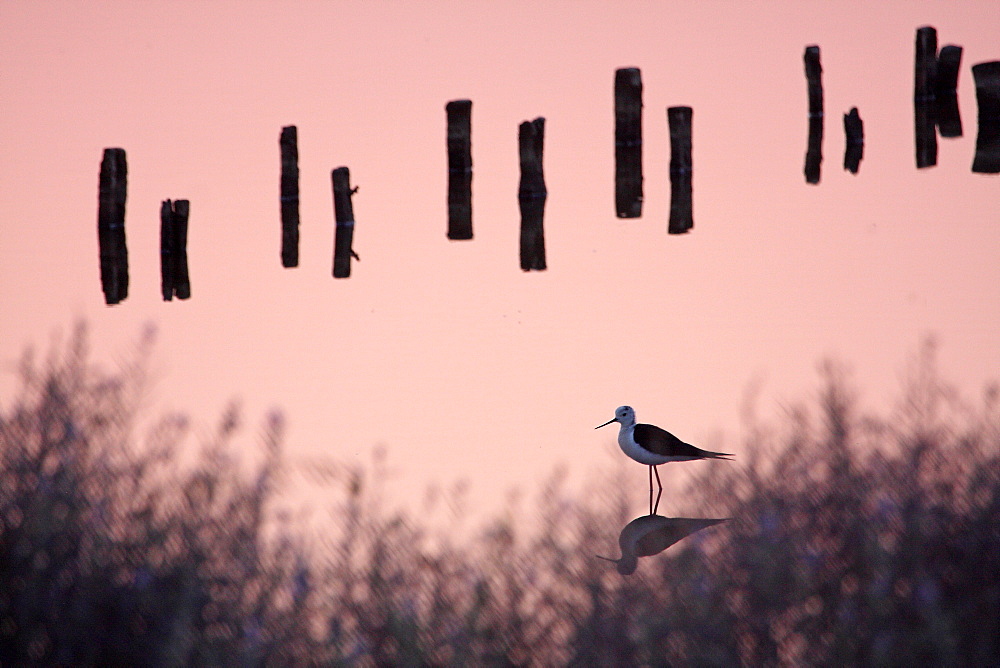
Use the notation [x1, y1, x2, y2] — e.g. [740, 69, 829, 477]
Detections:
[704, 451, 734, 460]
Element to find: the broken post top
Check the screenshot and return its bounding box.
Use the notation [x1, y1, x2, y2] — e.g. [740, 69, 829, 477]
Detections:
[331, 167, 355, 222]
[615, 67, 643, 135]
[915, 26, 938, 101]
[280, 127, 299, 168]
[518, 117, 547, 195]
[279, 127, 299, 180]
[99, 148, 128, 202]
[446, 100, 472, 125]
[614, 67, 643, 123]
[803, 46, 823, 116]
[280, 127, 299, 171]
[446, 100, 472, 130]
[973, 61, 1000, 111]
[936, 45, 963, 96]
[615, 67, 642, 86]
[667, 106, 693, 169]
[446, 100, 473, 166]
[667, 105, 693, 125]
[844, 108, 863, 136]
[972, 62, 1000, 174]
[102, 147, 127, 165]
[446, 99, 472, 113]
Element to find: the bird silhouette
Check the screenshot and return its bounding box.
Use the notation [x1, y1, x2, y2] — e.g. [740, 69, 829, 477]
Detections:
[597, 405, 732, 515]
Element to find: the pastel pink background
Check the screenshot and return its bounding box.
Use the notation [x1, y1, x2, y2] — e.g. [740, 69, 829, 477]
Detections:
[2, 2, 998, 517]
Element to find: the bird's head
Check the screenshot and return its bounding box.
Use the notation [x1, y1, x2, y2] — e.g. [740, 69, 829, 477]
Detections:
[595, 405, 635, 429]
[596, 552, 638, 575]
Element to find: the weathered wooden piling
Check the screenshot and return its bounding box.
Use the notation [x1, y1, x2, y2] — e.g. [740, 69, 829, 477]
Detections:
[914, 26, 938, 168]
[446, 100, 473, 240]
[160, 199, 191, 301]
[97, 148, 129, 305]
[803, 46, 823, 184]
[615, 67, 643, 218]
[667, 106, 693, 234]
[972, 61, 1000, 174]
[935, 45, 963, 138]
[331, 167, 359, 278]
[280, 126, 300, 268]
[518, 118, 547, 271]
[843, 108, 864, 174]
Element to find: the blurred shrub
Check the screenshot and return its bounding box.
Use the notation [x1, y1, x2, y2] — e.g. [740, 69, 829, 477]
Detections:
[1, 328, 998, 665]
[0, 325, 303, 666]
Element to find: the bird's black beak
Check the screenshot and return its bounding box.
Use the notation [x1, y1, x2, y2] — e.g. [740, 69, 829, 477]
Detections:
[595, 418, 617, 429]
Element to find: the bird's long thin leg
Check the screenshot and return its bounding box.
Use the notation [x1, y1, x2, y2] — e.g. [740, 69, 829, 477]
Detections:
[648, 465, 654, 515]
[652, 465, 663, 516]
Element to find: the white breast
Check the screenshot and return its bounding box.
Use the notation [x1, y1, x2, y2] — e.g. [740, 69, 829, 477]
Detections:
[618, 425, 672, 465]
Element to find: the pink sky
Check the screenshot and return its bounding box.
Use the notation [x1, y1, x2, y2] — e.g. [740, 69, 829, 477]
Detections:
[2, 1, 999, 519]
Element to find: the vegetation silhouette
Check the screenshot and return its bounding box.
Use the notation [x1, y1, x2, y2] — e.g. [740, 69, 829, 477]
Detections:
[1, 326, 998, 665]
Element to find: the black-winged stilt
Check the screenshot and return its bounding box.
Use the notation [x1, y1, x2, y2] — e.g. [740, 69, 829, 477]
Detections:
[596, 405, 733, 515]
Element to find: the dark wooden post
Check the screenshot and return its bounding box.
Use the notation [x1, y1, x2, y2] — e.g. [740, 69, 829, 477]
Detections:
[667, 106, 693, 234]
[331, 167, 359, 278]
[518, 118, 547, 271]
[280, 125, 300, 268]
[935, 45, 963, 138]
[972, 61, 1000, 174]
[172, 200, 191, 299]
[160, 199, 191, 301]
[803, 46, 823, 184]
[615, 67, 643, 218]
[843, 108, 864, 174]
[914, 26, 938, 168]
[160, 201, 173, 300]
[97, 148, 128, 305]
[446, 100, 473, 240]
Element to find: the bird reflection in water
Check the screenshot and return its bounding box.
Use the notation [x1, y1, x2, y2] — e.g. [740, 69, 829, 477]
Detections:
[597, 515, 728, 575]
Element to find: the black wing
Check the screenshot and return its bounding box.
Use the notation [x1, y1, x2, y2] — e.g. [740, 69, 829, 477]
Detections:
[634, 423, 733, 459]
